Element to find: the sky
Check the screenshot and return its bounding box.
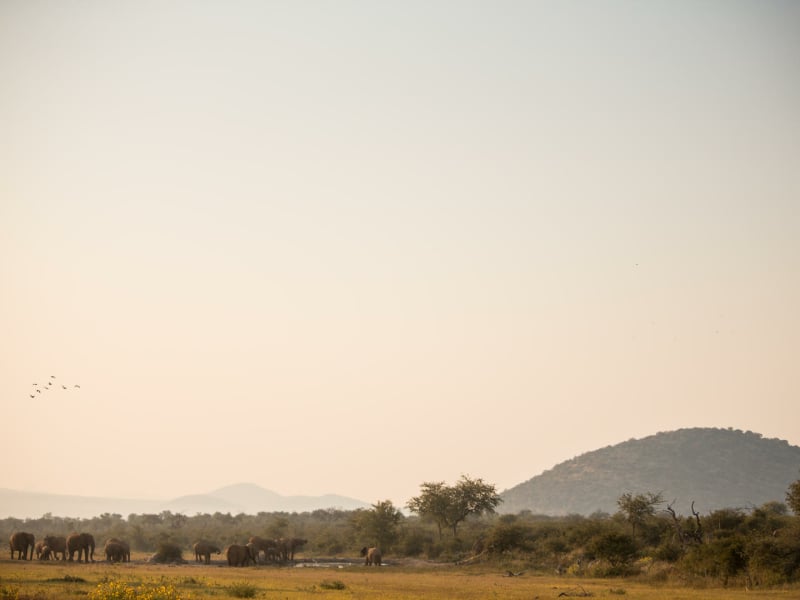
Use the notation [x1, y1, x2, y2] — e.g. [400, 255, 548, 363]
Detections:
[1, 1, 799, 512]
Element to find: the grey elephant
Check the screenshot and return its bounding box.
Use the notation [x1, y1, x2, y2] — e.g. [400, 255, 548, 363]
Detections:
[226, 543, 257, 567]
[105, 538, 130, 562]
[277, 537, 307, 562]
[104, 540, 126, 563]
[66, 532, 95, 562]
[360, 546, 382, 566]
[247, 536, 278, 564]
[35, 541, 47, 560]
[193, 541, 221, 564]
[9, 532, 35, 560]
[43, 535, 67, 561]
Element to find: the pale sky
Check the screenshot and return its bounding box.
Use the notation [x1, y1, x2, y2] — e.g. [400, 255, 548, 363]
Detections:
[1, 1, 799, 511]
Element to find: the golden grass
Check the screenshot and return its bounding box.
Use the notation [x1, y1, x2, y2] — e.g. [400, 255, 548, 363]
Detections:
[1, 558, 799, 600]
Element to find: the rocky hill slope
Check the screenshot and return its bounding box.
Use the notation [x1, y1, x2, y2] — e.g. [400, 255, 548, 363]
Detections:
[500, 428, 800, 516]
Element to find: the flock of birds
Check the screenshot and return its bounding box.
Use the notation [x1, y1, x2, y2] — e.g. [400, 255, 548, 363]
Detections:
[29, 375, 80, 398]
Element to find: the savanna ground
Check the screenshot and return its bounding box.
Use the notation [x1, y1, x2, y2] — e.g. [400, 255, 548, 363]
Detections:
[2, 553, 799, 600]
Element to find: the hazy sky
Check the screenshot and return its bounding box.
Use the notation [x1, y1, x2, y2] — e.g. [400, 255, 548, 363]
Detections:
[2, 1, 799, 511]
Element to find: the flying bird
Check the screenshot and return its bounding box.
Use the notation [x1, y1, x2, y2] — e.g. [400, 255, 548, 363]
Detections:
[74, 384, 81, 389]
[29, 394, 35, 399]
[50, 375, 56, 378]
[35, 389, 41, 394]
[62, 385, 67, 389]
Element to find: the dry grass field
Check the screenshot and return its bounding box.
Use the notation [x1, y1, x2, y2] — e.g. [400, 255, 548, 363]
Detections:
[2, 554, 799, 600]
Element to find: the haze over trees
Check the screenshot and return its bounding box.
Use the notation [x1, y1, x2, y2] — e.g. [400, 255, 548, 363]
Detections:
[4, 429, 800, 585]
[5, 479, 800, 585]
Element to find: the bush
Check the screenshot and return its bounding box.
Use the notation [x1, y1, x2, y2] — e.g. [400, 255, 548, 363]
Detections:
[680, 537, 747, 584]
[652, 540, 682, 562]
[319, 580, 347, 590]
[399, 529, 431, 557]
[149, 542, 185, 564]
[485, 522, 534, 554]
[586, 532, 638, 569]
[228, 582, 258, 598]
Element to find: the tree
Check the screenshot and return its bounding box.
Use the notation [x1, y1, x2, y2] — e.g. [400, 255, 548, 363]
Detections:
[617, 491, 663, 539]
[407, 475, 502, 539]
[587, 531, 638, 569]
[353, 500, 403, 551]
[786, 479, 800, 516]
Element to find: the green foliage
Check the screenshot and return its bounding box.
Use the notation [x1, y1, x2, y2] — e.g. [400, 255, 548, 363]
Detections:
[485, 521, 535, 554]
[616, 491, 663, 539]
[406, 475, 501, 538]
[351, 500, 403, 551]
[681, 536, 747, 583]
[586, 532, 638, 569]
[786, 479, 800, 515]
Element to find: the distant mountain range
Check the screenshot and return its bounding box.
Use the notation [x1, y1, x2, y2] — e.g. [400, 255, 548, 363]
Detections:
[5, 429, 798, 520]
[500, 428, 800, 516]
[0, 483, 369, 519]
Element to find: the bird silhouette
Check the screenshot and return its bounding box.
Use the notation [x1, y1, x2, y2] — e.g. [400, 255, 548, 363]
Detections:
[74, 384, 81, 389]
[35, 389, 41, 394]
[29, 394, 35, 398]
[50, 375, 55, 379]
[62, 385, 67, 389]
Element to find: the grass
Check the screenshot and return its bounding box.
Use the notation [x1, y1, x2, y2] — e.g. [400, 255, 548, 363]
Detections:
[2, 557, 799, 599]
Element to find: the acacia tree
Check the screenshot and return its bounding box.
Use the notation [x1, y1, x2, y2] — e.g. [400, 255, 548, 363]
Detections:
[617, 491, 663, 540]
[406, 475, 502, 539]
[353, 500, 403, 551]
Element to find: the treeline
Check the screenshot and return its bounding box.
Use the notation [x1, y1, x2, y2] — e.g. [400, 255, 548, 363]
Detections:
[3, 482, 800, 587]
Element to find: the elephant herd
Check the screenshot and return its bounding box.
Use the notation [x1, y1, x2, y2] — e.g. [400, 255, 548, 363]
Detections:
[8, 532, 129, 563]
[222, 536, 307, 566]
[10, 532, 381, 567]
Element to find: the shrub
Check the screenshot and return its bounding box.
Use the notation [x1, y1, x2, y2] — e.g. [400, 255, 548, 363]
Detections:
[149, 542, 185, 564]
[319, 580, 347, 590]
[586, 532, 638, 568]
[227, 582, 258, 598]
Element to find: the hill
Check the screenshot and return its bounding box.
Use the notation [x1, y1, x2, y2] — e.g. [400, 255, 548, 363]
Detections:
[0, 483, 368, 519]
[499, 428, 800, 516]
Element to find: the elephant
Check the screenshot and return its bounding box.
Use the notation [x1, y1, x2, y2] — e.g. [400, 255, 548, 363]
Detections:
[43, 535, 67, 561]
[104, 538, 130, 563]
[9, 532, 35, 560]
[247, 536, 278, 564]
[66, 532, 95, 562]
[360, 546, 382, 566]
[226, 543, 257, 567]
[193, 541, 221, 564]
[35, 541, 47, 560]
[277, 537, 307, 562]
[104, 540, 126, 563]
[265, 545, 281, 563]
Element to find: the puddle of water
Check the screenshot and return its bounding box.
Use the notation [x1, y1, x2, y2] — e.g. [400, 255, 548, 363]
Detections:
[294, 561, 353, 569]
